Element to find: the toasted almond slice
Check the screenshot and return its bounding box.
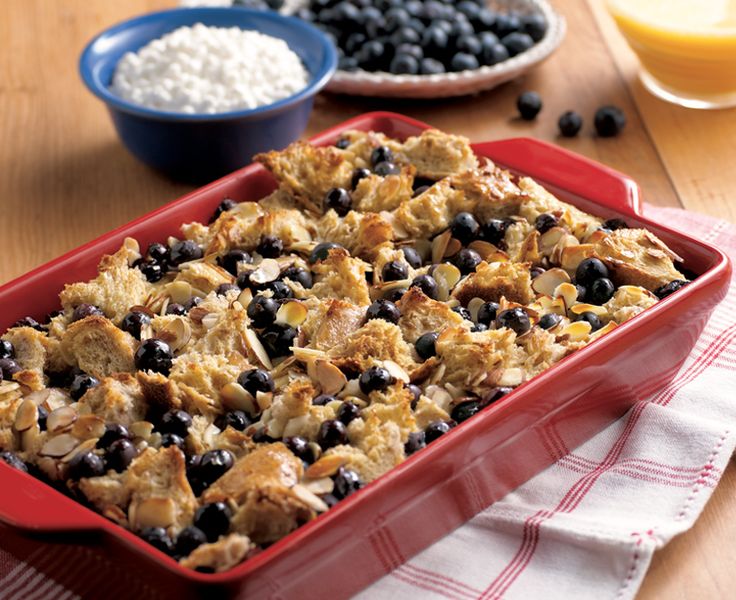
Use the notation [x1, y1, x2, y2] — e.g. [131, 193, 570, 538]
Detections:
[129, 421, 155, 441]
[301, 476, 334, 495]
[618, 285, 656, 299]
[166, 281, 193, 305]
[237, 288, 253, 308]
[531, 268, 571, 297]
[305, 454, 345, 479]
[467, 240, 498, 261]
[72, 414, 106, 440]
[590, 321, 618, 339]
[292, 347, 328, 362]
[559, 321, 592, 341]
[425, 385, 453, 412]
[281, 414, 314, 439]
[250, 258, 281, 284]
[314, 360, 347, 395]
[443, 238, 462, 258]
[245, 328, 273, 370]
[467, 297, 486, 322]
[220, 382, 257, 414]
[123, 237, 141, 261]
[433, 262, 461, 302]
[569, 303, 608, 317]
[256, 391, 273, 412]
[383, 360, 410, 384]
[497, 368, 523, 387]
[201, 313, 220, 330]
[276, 301, 308, 328]
[20, 425, 41, 452]
[554, 282, 579, 312]
[40, 433, 80, 458]
[133, 497, 176, 530]
[560, 244, 595, 271]
[539, 226, 566, 253]
[157, 317, 192, 351]
[60, 438, 98, 464]
[103, 505, 128, 526]
[431, 230, 451, 265]
[47, 406, 78, 434]
[291, 484, 329, 513]
[14, 399, 38, 432]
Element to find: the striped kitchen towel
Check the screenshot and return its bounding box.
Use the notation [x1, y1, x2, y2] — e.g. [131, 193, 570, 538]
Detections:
[1, 205, 734, 600]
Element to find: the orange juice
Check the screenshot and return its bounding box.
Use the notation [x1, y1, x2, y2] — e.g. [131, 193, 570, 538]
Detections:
[607, 0, 736, 108]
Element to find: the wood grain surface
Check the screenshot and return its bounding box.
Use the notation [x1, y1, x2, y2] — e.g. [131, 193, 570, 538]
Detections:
[0, 1, 734, 598]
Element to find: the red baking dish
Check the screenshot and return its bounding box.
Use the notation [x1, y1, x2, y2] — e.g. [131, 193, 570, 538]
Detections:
[0, 112, 730, 599]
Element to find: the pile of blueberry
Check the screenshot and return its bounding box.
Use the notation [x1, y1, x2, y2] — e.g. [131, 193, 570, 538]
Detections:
[291, 0, 547, 75]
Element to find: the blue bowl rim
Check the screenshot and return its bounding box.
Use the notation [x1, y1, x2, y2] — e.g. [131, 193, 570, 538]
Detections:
[79, 6, 337, 123]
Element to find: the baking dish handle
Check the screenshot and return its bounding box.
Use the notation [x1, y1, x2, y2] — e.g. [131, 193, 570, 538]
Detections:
[0, 464, 100, 533]
[472, 137, 643, 218]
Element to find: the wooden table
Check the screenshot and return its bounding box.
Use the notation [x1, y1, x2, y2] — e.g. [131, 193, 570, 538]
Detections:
[1, 1, 734, 598]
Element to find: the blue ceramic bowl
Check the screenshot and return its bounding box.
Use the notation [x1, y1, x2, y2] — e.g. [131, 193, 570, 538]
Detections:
[80, 7, 337, 183]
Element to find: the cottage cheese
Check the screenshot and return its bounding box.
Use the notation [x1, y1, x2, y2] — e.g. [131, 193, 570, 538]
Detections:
[111, 23, 309, 114]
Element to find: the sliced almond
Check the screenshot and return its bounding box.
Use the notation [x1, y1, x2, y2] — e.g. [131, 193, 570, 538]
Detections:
[291, 484, 329, 513]
[276, 301, 308, 328]
[245, 328, 273, 370]
[60, 438, 98, 464]
[305, 454, 345, 479]
[467, 240, 498, 261]
[72, 414, 106, 440]
[256, 390, 273, 412]
[129, 421, 155, 441]
[531, 268, 571, 297]
[553, 282, 580, 312]
[132, 497, 176, 530]
[157, 317, 192, 351]
[497, 368, 523, 387]
[301, 476, 334, 495]
[292, 347, 328, 362]
[383, 360, 410, 384]
[313, 360, 347, 395]
[590, 320, 618, 339]
[539, 226, 566, 253]
[47, 406, 78, 434]
[40, 433, 80, 458]
[166, 281, 193, 305]
[20, 425, 41, 452]
[569, 303, 608, 317]
[443, 238, 462, 258]
[433, 262, 462, 302]
[123, 237, 141, 261]
[425, 385, 453, 412]
[201, 313, 220, 330]
[467, 297, 486, 322]
[14, 399, 38, 432]
[431, 230, 451, 265]
[221, 382, 257, 415]
[281, 414, 314, 439]
[237, 287, 253, 308]
[249, 258, 281, 284]
[559, 321, 592, 342]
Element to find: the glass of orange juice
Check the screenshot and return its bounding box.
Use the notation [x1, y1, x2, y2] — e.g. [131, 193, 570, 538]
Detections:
[606, 0, 736, 109]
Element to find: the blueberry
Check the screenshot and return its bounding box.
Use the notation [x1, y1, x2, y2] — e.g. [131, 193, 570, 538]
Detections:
[247, 295, 279, 328]
[424, 420, 455, 443]
[251, 429, 277, 444]
[383, 287, 407, 302]
[589, 278, 615, 305]
[159, 410, 193, 438]
[371, 146, 394, 167]
[455, 249, 482, 275]
[147, 243, 170, 263]
[594, 106, 626, 137]
[121, 310, 151, 340]
[69, 373, 99, 400]
[366, 299, 401, 324]
[576, 311, 602, 332]
[310, 242, 343, 264]
[391, 26, 421, 47]
[134, 339, 173, 375]
[184, 297, 202, 311]
[451, 399, 482, 423]
[374, 161, 401, 176]
[325, 187, 352, 216]
[452, 306, 473, 321]
[259, 325, 297, 357]
[345, 32, 367, 54]
[602, 218, 628, 231]
[198, 449, 234, 486]
[359, 366, 395, 394]
[654, 280, 689, 300]
[283, 436, 314, 463]
[264, 281, 293, 301]
[105, 438, 137, 473]
[522, 13, 547, 41]
[450, 52, 479, 71]
[96, 423, 130, 450]
[482, 42, 509, 65]
[421, 27, 450, 57]
[166, 303, 187, 316]
[575, 258, 609, 286]
[538, 313, 562, 330]
[237, 368, 275, 396]
[502, 31, 534, 56]
[576, 284, 587, 302]
[356, 40, 385, 70]
[209, 198, 237, 223]
[169, 240, 203, 265]
[0, 340, 14, 359]
[334, 138, 351, 150]
[194, 502, 232, 542]
[381, 260, 409, 282]
[396, 43, 423, 61]
[218, 249, 252, 276]
[474, 8, 497, 30]
[282, 266, 313, 289]
[404, 431, 426, 455]
[517, 91, 542, 120]
[402, 247, 423, 269]
[67, 451, 105, 479]
[160, 433, 185, 449]
[317, 419, 348, 450]
[455, 35, 482, 58]
[472, 322, 489, 332]
[494, 13, 522, 37]
[351, 168, 371, 189]
[456, 1, 480, 21]
[37, 405, 48, 431]
[140, 527, 174, 555]
[558, 111, 583, 137]
[175, 526, 208, 557]
[0, 451, 28, 473]
[406, 383, 422, 408]
[13, 316, 43, 330]
[413, 185, 431, 196]
[410, 274, 439, 299]
[450, 212, 480, 245]
[484, 386, 513, 405]
[333, 466, 363, 499]
[139, 261, 166, 283]
[72, 303, 105, 322]
[480, 218, 509, 245]
[496, 307, 531, 335]
[535, 213, 558, 234]
[530, 266, 546, 279]
[420, 57, 446, 74]
[313, 394, 337, 406]
[415, 332, 439, 360]
[339, 56, 359, 71]
[337, 401, 361, 425]
[477, 301, 499, 325]
[215, 410, 251, 432]
[257, 235, 283, 258]
[390, 53, 420, 74]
